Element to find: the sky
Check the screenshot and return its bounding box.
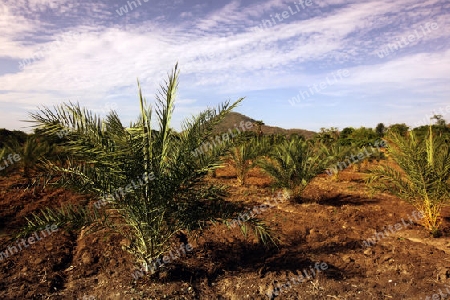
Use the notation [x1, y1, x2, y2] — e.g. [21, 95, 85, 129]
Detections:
[0, 0, 449, 133]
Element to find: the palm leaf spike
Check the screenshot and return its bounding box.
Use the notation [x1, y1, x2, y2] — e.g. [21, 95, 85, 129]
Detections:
[137, 79, 151, 200]
[155, 63, 178, 171]
[427, 124, 433, 167]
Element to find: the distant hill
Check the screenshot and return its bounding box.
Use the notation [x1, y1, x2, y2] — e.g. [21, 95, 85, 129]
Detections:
[0, 129, 28, 148]
[213, 112, 316, 139]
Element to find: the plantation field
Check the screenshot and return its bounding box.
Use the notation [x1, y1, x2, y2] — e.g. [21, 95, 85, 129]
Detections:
[1, 163, 449, 300]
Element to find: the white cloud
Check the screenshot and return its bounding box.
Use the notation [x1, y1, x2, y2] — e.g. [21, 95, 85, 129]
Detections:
[0, 0, 449, 131]
[180, 11, 192, 18]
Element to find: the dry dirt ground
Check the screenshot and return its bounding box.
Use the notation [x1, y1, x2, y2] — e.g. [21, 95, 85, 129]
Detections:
[0, 162, 449, 300]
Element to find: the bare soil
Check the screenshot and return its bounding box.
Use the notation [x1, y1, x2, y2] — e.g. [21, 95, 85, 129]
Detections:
[1, 162, 449, 299]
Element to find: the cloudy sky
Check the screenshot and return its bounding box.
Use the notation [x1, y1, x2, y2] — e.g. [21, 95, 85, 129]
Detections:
[0, 0, 449, 132]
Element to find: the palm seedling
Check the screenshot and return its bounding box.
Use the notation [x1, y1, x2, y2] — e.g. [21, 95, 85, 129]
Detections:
[28, 64, 277, 272]
[227, 137, 267, 186]
[320, 140, 352, 181]
[367, 126, 450, 236]
[4, 135, 52, 184]
[258, 135, 325, 201]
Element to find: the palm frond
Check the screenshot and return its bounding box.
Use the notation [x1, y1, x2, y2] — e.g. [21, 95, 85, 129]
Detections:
[19, 203, 109, 238]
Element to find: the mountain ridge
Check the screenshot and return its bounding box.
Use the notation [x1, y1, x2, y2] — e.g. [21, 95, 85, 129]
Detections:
[214, 112, 316, 139]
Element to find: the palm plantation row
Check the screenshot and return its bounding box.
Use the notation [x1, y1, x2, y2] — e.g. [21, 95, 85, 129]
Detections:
[1, 65, 449, 274]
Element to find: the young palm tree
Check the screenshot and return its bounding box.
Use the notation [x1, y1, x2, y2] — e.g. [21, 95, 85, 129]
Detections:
[258, 136, 325, 201]
[228, 143, 253, 186]
[320, 140, 352, 181]
[315, 127, 339, 147]
[367, 127, 450, 236]
[4, 136, 52, 184]
[29, 64, 276, 271]
[253, 120, 265, 138]
[227, 137, 267, 185]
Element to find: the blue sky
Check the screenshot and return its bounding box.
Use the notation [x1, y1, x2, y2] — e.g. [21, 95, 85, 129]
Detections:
[0, 0, 449, 132]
